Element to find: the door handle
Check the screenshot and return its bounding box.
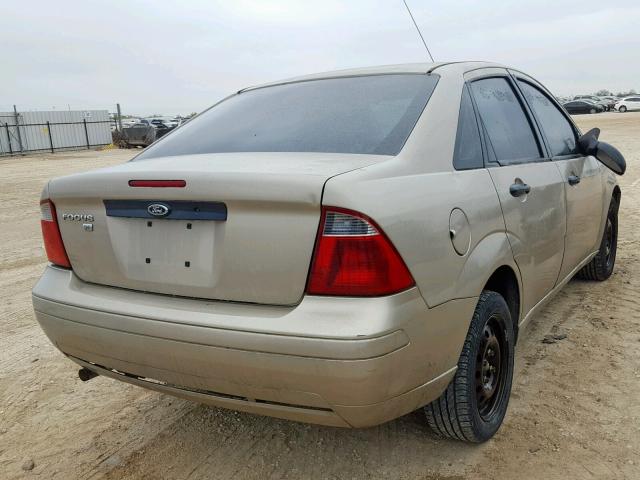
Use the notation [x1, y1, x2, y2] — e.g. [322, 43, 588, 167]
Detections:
[568, 174, 581, 186]
[509, 183, 531, 197]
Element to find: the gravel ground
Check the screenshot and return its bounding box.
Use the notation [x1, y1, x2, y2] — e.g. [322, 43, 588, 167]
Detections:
[1, 113, 639, 479]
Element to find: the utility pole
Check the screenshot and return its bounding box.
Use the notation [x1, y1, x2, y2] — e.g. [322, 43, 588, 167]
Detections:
[13, 105, 23, 153]
[116, 103, 123, 132]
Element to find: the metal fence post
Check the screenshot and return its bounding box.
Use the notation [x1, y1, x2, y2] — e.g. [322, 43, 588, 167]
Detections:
[13, 105, 23, 153]
[46, 121, 54, 153]
[116, 103, 123, 132]
[5, 123, 13, 154]
[83, 118, 90, 149]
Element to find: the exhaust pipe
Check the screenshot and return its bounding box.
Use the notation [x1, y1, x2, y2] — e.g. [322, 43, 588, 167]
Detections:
[78, 367, 98, 382]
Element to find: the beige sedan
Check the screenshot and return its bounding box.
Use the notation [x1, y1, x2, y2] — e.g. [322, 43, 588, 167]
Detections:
[32, 62, 625, 442]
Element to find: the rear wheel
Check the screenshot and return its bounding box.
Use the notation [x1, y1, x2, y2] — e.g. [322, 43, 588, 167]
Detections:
[577, 197, 619, 281]
[425, 291, 514, 442]
[590, 108, 596, 114]
[619, 105, 627, 113]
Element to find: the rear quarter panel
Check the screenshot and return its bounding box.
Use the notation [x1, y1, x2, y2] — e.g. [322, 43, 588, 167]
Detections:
[323, 161, 515, 310]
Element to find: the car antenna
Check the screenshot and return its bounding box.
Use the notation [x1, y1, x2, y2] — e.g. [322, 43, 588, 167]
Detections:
[402, 0, 435, 63]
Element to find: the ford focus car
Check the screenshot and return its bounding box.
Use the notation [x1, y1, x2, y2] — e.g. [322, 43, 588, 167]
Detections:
[32, 62, 625, 442]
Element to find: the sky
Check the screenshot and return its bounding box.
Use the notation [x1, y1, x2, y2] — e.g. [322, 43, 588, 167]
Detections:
[2, 0, 639, 115]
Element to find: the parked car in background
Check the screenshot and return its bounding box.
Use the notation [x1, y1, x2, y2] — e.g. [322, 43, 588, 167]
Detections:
[563, 100, 604, 114]
[120, 122, 156, 147]
[166, 117, 179, 128]
[33, 62, 625, 443]
[615, 96, 640, 112]
[574, 95, 610, 111]
[600, 96, 619, 111]
[121, 121, 172, 147]
[140, 118, 175, 129]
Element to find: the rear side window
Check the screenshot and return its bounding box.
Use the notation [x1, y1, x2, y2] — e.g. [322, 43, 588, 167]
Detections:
[453, 85, 484, 170]
[518, 81, 578, 157]
[470, 77, 541, 164]
[135, 74, 439, 159]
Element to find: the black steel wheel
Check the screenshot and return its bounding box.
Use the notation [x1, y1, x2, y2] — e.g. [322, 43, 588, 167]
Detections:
[475, 317, 508, 420]
[577, 196, 619, 281]
[425, 291, 514, 442]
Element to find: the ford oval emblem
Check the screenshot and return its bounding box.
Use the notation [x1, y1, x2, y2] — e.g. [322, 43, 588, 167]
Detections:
[147, 203, 170, 217]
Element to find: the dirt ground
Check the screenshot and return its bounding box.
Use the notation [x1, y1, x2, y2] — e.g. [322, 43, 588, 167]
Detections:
[1, 113, 639, 480]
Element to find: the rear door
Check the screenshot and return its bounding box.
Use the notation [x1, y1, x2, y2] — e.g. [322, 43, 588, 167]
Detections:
[513, 74, 604, 280]
[466, 70, 566, 315]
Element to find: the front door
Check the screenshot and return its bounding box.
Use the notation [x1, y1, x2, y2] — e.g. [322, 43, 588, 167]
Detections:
[468, 74, 567, 315]
[554, 156, 604, 279]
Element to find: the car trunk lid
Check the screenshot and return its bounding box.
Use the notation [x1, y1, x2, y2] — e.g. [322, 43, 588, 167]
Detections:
[48, 152, 383, 305]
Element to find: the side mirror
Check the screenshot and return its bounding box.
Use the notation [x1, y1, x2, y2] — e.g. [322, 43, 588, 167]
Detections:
[578, 128, 626, 175]
[596, 142, 626, 175]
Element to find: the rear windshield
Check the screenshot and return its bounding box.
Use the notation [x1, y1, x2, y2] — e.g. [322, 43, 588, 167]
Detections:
[135, 74, 438, 160]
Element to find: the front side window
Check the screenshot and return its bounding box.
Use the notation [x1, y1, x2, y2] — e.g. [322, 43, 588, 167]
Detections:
[470, 77, 541, 164]
[135, 74, 439, 160]
[453, 85, 484, 170]
[518, 81, 578, 157]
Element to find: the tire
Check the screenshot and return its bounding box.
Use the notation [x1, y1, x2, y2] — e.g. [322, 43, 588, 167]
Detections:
[590, 108, 596, 114]
[425, 291, 514, 443]
[619, 105, 627, 113]
[577, 196, 619, 281]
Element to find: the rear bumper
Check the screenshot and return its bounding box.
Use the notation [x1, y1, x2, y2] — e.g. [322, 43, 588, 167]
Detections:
[32, 266, 476, 428]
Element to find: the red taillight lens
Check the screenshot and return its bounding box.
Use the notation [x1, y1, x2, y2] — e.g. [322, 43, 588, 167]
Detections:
[40, 200, 71, 268]
[306, 207, 415, 296]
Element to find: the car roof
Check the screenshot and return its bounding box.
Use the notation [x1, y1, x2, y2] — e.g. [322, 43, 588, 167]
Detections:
[239, 61, 507, 92]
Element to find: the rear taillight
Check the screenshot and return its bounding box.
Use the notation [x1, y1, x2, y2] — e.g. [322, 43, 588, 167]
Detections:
[306, 207, 415, 296]
[40, 200, 71, 268]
